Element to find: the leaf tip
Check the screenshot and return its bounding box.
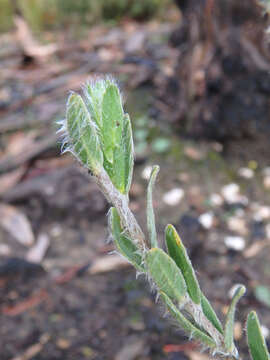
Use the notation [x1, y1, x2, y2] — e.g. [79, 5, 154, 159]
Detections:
[166, 224, 181, 246]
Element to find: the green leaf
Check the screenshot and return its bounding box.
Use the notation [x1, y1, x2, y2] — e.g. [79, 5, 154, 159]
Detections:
[83, 79, 134, 194]
[84, 79, 107, 128]
[224, 285, 246, 355]
[134, 128, 148, 141]
[66, 93, 103, 175]
[165, 225, 201, 304]
[109, 207, 144, 272]
[247, 311, 269, 360]
[147, 165, 159, 248]
[201, 294, 223, 335]
[113, 114, 134, 194]
[255, 285, 270, 308]
[103, 155, 115, 182]
[151, 137, 170, 153]
[160, 292, 216, 348]
[146, 248, 187, 303]
[101, 83, 124, 164]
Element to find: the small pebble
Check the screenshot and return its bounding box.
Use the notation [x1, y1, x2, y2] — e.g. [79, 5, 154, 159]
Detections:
[50, 224, 62, 237]
[44, 185, 55, 196]
[224, 236, 245, 251]
[263, 175, 270, 189]
[162, 188, 184, 206]
[198, 212, 214, 229]
[56, 338, 70, 349]
[251, 205, 270, 221]
[234, 322, 242, 340]
[184, 146, 204, 160]
[262, 167, 270, 176]
[221, 183, 248, 205]
[221, 184, 239, 203]
[141, 165, 152, 180]
[178, 172, 190, 183]
[209, 193, 224, 207]
[211, 142, 223, 152]
[234, 208, 245, 217]
[260, 325, 270, 339]
[227, 217, 247, 236]
[238, 167, 254, 179]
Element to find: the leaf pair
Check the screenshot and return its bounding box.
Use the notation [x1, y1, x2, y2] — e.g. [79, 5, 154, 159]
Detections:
[66, 79, 133, 194]
[161, 292, 216, 348]
[165, 224, 224, 334]
[108, 210, 218, 349]
[95, 82, 133, 194]
[145, 168, 225, 348]
[145, 246, 223, 349]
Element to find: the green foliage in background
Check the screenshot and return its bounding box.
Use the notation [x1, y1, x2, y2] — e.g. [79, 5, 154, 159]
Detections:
[0, 0, 13, 32]
[259, 0, 270, 14]
[102, 0, 171, 21]
[0, 0, 172, 33]
[59, 77, 270, 360]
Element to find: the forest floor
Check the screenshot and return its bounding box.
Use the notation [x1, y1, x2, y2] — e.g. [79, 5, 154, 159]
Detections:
[0, 14, 270, 360]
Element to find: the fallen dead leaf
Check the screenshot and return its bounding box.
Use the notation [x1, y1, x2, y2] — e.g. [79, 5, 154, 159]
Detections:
[243, 240, 268, 258]
[90, 254, 130, 275]
[184, 146, 205, 160]
[26, 233, 50, 263]
[0, 166, 26, 195]
[115, 336, 145, 360]
[2, 289, 48, 316]
[55, 265, 81, 284]
[11, 333, 50, 360]
[0, 203, 34, 246]
[5, 132, 35, 157]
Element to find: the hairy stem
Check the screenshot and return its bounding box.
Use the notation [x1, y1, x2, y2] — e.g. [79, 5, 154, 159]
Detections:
[185, 300, 226, 353]
[95, 167, 145, 249]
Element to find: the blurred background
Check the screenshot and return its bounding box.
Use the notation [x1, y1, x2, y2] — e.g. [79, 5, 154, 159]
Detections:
[0, 1, 270, 359]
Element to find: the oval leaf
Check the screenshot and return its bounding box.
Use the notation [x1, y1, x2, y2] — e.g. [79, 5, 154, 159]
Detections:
[101, 83, 124, 164]
[113, 114, 134, 194]
[146, 248, 187, 303]
[66, 93, 103, 175]
[84, 79, 107, 128]
[109, 207, 144, 272]
[247, 311, 269, 360]
[165, 225, 201, 304]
